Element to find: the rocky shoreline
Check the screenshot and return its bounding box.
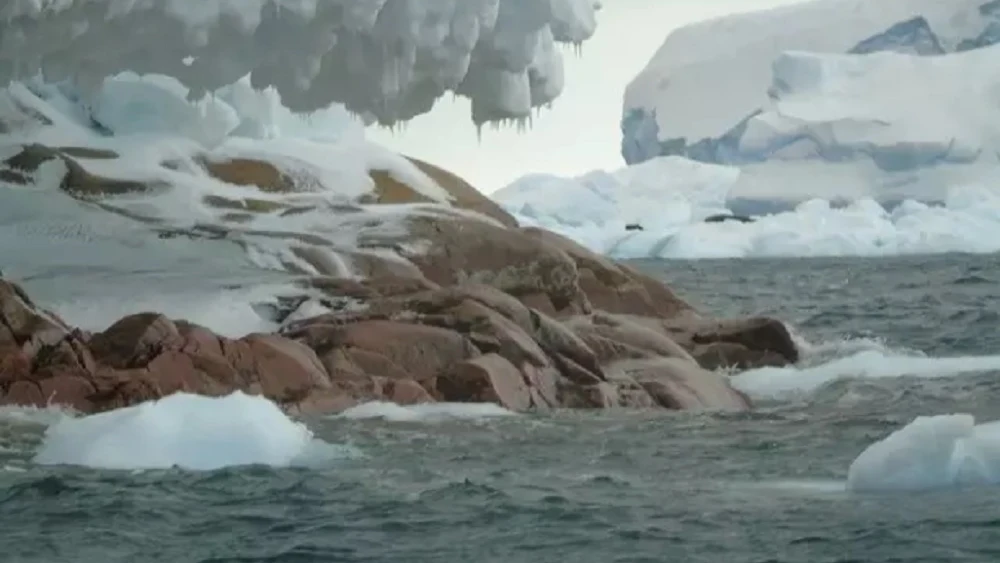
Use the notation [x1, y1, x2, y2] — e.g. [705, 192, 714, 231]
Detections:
[0, 137, 798, 416]
[0, 234, 796, 415]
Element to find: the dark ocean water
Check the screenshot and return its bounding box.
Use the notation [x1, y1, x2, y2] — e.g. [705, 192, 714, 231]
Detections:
[2, 254, 1000, 563]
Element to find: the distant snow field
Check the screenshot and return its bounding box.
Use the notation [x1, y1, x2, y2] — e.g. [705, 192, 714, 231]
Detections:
[493, 156, 1000, 259]
[491, 0, 1000, 259]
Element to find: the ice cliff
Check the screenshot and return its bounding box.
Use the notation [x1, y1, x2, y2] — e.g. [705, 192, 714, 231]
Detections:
[1, 0, 600, 127]
[621, 0, 1000, 206]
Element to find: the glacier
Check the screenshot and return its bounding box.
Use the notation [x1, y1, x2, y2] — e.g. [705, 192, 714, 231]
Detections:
[621, 0, 1000, 207]
[493, 155, 1000, 259]
[1, 0, 600, 127]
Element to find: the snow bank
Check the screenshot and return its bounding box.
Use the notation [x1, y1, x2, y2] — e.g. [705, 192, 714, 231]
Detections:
[338, 402, 517, 422]
[622, 0, 1000, 204]
[33, 392, 357, 471]
[847, 414, 1000, 492]
[1, 76, 492, 333]
[1, 0, 599, 127]
[494, 156, 1000, 259]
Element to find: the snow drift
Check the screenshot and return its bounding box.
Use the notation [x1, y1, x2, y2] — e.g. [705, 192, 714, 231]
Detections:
[0, 73, 493, 335]
[622, 0, 1000, 205]
[1, 0, 600, 127]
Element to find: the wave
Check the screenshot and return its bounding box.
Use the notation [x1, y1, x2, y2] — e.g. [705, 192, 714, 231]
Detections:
[32, 391, 360, 471]
[337, 402, 518, 422]
[731, 334, 1000, 400]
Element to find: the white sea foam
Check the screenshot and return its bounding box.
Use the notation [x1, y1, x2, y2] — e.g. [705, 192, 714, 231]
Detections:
[0, 405, 70, 427]
[33, 392, 359, 471]
[338, 402, 517, 423]
[731, 349, 1000, 400]
[847, 414, 1000, 492]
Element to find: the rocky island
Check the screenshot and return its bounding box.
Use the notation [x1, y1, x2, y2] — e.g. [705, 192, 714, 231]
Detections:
[0, 141, 797, 416]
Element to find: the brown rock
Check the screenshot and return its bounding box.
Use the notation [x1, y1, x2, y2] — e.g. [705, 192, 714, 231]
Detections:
[0, 342, 31, 381]
[1, 380, 46, 407]
[615, 357, 750, 412]
[692, 341, 789, 371]
[530, 311, 604, 381]
[322, 347, 411, 382]
[590, 313, 696, 362]
[295, 319, 478, 384]
[200, 157, 300, 193]
[436, 353, 531, 411]
[376, 377, 434, 405]
[32, 335, 97, 375]
[3, 144, 153, 197]
[288, 385, 362, 415]
[362, 211, 583, 313]
[556, 379, 618, 409]
[405, 157, 519, 228]
[364, 158, 518, 229]
[521, 227, 695, 319]
[243, 335, 331, 401]
[688, 317, 799, 365]
[436, 299, 549, 368]
[0, 280, 69, 352]
[520, 363, 560, 408]
[89, 313, 183, 369]
[36, 374, 97, 412]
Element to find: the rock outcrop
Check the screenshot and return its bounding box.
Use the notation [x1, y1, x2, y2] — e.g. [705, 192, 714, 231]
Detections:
[0, 143, 798, 415]
[0, 267, 795, 415]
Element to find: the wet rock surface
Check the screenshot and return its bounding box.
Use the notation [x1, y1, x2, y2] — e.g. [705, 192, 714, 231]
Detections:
[0, 267, 795, 414]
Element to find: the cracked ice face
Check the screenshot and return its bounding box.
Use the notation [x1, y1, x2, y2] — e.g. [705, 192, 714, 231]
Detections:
[0, 0, 600, 126]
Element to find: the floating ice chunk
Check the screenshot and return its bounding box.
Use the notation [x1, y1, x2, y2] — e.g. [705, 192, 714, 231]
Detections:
[847, 414, 1000, 492]
[33, 392, 358, 471]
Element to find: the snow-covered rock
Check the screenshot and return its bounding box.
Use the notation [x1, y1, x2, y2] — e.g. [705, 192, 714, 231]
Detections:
[0, 0, 600, 127]
[622, 0, 1000, 206]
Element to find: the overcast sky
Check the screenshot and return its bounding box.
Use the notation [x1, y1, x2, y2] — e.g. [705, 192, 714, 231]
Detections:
[366, 0, 807, 194]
